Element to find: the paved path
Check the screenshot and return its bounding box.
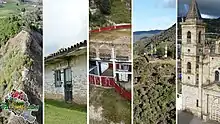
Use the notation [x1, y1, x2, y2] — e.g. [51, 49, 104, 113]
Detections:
[178, 111, 220, 124]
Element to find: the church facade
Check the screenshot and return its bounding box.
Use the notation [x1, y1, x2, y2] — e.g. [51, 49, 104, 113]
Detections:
[181, 0, 220, 122]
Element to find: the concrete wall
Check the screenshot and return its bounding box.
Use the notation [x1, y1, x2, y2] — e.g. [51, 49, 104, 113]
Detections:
[45, 53, 87, 104]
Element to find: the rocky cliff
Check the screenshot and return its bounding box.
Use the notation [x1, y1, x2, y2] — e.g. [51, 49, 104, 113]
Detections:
[0, 30, 42, 124]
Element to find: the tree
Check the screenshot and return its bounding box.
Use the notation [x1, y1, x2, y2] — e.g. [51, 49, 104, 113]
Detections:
[21, 8, 26, 12]
[156, 46, 165, 57]
[99, 0, 111, 15]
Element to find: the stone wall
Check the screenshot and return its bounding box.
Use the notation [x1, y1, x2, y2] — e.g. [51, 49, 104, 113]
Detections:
[209, 56, 220, 83]
[202, 89, 220, 121]
[182, 85, 200, 115]
[70, 54, 87, 105]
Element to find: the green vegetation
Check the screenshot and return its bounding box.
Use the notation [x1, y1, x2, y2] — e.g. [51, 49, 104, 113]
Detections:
[99, 0, 111, 15]
[0, 45, 33, 87]
[89, 87, 131, 124]
[0, 16, 21, 46]
[110, 0, 131, 23]
[134, 24, 176, 58]
[0, 7, 42, 47]
[0, 1, 30, 17]
[133, 57, 176, 124]
[204, 18, 220, 34]
[45, 99, 86, 124]
[0, 1, 42, 94]
[90, 0, 131, 29]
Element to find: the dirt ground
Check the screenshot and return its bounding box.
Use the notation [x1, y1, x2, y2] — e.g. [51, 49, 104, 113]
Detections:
[89, 85, 131, 124]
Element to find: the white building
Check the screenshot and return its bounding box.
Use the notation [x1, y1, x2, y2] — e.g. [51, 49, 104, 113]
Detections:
[89, 36, 132, 88]
[181, 0, 220, 122]
[44, 40, 87, 104]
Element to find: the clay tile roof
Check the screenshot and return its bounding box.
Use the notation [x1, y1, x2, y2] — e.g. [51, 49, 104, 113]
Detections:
[186, 0, 202, 20]
[45, 40, 87, 60]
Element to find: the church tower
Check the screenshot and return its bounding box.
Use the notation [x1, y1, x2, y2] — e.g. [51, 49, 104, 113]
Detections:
[181, 0, 206, 117]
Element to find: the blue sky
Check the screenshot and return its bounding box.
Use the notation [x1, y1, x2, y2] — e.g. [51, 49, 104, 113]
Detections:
[43, 0, 88, 56]
[133, 0, 176, 31]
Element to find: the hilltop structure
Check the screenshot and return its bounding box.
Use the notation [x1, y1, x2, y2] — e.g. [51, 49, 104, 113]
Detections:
[89, 30, 132, 90]
[181, 0, 220, 122]
[44, 40, 87, 104]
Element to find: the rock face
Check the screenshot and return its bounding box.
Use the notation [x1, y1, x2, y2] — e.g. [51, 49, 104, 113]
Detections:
[0, 30, 42, 124]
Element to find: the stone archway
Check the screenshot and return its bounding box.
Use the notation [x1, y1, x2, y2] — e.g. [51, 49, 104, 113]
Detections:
[99, 44, 112, 58]
[210, 98, 220, 122]
[89, 45, 97, 58]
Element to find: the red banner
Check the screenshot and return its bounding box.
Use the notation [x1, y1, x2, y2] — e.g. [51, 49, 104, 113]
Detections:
[89, 75, 95, 84]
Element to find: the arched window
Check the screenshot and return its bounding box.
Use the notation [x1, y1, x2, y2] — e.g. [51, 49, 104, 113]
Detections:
[215, 71, 219, 82]
[187, 31, 191, 43]
[198, 31, 201, 43]
[187, 62, 191, 73]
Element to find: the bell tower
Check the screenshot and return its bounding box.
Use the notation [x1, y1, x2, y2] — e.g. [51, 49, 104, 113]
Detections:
[181, 0, 206, 116]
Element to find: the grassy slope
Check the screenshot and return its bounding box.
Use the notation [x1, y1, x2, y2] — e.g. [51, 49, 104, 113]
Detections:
[0, 1, 29, 17]
[89, 87, 131, 124]
[0, 17, 21, 46]
[110, 0, 130, 24]
[90, 0, 131, 28]
[45, 99, 87, 124]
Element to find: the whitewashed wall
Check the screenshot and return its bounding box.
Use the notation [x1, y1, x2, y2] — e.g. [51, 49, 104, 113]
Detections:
[44, 53, 87, 104]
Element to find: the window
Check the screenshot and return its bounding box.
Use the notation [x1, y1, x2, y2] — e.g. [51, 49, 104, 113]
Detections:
[54, 70, 62, 87]
[187, 62, 191, 73]
[196, 64, 199, 69]
[65, 68, 72, 83]
[196, 74, 199, 85]
[187, 31, 191, 43]
[198, 31, 201, 43]
[119, 64, 129, 71]
[196, 56, 199, 62]
[215, 71, 219, 82]
[196, 100, 199, 107]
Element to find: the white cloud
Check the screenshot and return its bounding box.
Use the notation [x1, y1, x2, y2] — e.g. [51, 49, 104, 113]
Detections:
[201, 14, 218, 19]
[43, 0, 88, 56]
[162, 0, 176, 8]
